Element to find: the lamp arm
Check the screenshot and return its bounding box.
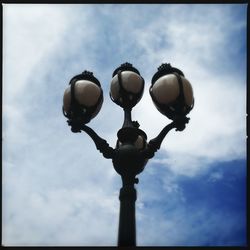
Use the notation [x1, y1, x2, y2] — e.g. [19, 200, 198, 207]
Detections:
[80, 124, 116, 159]
[141, 116, 190, 159]
[65, 117, 115, 159]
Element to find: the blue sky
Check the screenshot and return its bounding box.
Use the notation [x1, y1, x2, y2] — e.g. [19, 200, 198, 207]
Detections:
[2, 4, 247, 246]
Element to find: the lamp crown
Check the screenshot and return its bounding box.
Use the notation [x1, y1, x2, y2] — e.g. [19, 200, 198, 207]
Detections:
[81, 70, 94, 76]
[121, 62, 133, 68]
[69, 70, 101, 87]
[157, 63, 172, 71]
[112, 62, 140, 77]
[151, 62, 184, 85]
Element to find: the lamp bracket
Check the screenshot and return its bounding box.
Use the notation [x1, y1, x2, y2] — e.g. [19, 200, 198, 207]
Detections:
[141, 116, 190, 159]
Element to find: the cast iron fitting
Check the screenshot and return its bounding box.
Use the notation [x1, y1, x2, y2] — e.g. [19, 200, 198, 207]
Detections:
[69, 70, 101, 87]
[151, 63, 184, 86]
[117, 127, 147, 145]
[112, 143, 147, 177]
[112, 62, 141, 77]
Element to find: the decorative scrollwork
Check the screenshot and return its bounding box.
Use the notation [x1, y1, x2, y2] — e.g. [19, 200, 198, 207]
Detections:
[140, 116, 190, 159]
[65, 116, 115, 159]
[80, 124, 116, 159]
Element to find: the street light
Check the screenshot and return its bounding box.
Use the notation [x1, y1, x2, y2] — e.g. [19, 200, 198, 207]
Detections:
[62, 62, 194, 246]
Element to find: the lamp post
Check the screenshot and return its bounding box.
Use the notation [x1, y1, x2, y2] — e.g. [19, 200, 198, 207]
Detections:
[62, 62, 194, 246]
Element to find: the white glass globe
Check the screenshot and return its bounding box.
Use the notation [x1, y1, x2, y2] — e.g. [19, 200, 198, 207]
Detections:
[151, 74, 194, 115]
[63, 79, 102, 119]
[110, 71, 144, 102]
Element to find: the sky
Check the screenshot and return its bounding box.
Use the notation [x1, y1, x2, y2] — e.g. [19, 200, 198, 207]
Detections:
[2, 3, 247, 247]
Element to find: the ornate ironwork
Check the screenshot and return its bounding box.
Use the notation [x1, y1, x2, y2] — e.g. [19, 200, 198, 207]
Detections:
[63, 62, 194, 247]
[112, 62, 140, 77]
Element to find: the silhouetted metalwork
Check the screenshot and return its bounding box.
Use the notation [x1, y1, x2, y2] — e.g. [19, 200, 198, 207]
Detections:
[63, 62, 194, 246]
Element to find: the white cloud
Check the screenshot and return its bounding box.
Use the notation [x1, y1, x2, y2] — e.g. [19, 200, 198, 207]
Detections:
[3, 5, 70, 98]
[134, 71, 246, 176]
[3, 186, 119, 246]
[131, 5, 246, 176]
[137, 204, 244, 246]
[208, 171, 223, 182]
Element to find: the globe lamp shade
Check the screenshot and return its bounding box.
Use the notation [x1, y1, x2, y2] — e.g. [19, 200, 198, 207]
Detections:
[150, 64, 194, 120]
[110, 63, 144, 109]
[63, 71, 103, 124]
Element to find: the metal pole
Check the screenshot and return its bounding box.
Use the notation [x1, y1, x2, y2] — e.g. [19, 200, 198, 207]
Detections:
[117, 180, 137, 246]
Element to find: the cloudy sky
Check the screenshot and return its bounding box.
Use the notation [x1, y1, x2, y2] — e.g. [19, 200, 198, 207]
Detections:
[2, 3, 247, 246]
